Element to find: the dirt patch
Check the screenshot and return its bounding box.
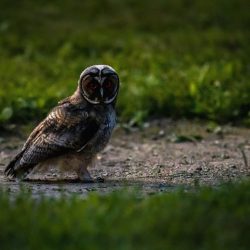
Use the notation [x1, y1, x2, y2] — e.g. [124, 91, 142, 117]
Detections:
[0, 120, 249, 198]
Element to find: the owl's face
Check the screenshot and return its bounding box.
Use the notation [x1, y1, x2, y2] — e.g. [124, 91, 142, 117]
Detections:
[79, 65, 119, 105]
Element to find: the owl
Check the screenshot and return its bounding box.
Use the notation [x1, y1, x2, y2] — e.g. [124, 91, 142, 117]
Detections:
[5, 65, 119, 182]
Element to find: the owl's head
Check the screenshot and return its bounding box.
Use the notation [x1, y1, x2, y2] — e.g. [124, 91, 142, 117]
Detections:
[79, 65, 119, 105]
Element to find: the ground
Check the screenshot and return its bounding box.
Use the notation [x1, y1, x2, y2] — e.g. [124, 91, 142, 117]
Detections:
[0, 120, 249, 198]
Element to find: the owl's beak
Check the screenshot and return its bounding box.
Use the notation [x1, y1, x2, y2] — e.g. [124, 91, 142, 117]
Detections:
[100, 88, 104, 98]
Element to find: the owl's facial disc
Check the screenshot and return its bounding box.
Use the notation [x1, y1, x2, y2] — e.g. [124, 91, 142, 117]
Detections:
[79, 65, 119, 104]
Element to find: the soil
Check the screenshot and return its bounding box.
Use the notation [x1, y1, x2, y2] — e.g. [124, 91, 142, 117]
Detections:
[0, 119, 249, 198]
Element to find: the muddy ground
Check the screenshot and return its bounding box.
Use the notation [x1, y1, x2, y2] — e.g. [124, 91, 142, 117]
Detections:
[0, 120, 249, 198]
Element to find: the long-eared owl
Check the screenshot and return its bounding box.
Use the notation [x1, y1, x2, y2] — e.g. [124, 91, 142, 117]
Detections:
[5, 65, 119, 182]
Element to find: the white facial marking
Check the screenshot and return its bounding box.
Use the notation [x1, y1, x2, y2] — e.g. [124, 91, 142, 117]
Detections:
[79, 64, 118, 105]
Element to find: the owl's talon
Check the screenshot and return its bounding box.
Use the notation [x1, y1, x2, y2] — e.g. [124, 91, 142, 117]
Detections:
[96, 177, 105, 183]
[81, 178, 94, 183]
[78, 176, 105, 183]
[78, 176, 94, 183]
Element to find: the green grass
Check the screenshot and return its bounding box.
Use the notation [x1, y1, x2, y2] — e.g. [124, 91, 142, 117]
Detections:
[0, 181, 250, 250]
[0, 0, 250, 125]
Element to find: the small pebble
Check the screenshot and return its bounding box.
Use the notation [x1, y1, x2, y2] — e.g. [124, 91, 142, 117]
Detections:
[158, 130, 165, 137]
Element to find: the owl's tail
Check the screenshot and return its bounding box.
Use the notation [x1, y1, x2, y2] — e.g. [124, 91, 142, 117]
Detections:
[4, 150, 26, 178]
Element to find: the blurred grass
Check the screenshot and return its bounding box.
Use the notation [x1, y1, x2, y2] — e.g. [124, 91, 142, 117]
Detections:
[0, 0, 250, 125]
[0, 181, 250, 250]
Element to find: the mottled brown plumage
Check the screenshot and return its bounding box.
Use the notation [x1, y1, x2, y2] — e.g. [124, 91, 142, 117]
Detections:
[5, 65, 119, 181]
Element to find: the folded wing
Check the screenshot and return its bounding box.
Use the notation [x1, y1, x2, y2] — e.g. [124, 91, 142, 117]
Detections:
[4, 103, 99, 178]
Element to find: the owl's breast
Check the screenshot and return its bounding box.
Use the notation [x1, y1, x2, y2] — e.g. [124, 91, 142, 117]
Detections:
[83, 107, 116, 154]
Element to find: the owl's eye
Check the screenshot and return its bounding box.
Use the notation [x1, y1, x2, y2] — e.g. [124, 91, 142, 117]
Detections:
[104, 81, 113, 89]
[87, 81, 98, 91]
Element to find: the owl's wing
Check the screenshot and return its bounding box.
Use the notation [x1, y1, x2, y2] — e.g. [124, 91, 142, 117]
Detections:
[4, 103, 99, 178]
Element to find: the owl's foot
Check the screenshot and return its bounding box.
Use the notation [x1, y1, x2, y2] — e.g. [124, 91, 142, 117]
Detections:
[77, 167, 105, 183]
[79, 176, 105, 183]
[95, 177, 105, 183]
[77, 167, 94, 183]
